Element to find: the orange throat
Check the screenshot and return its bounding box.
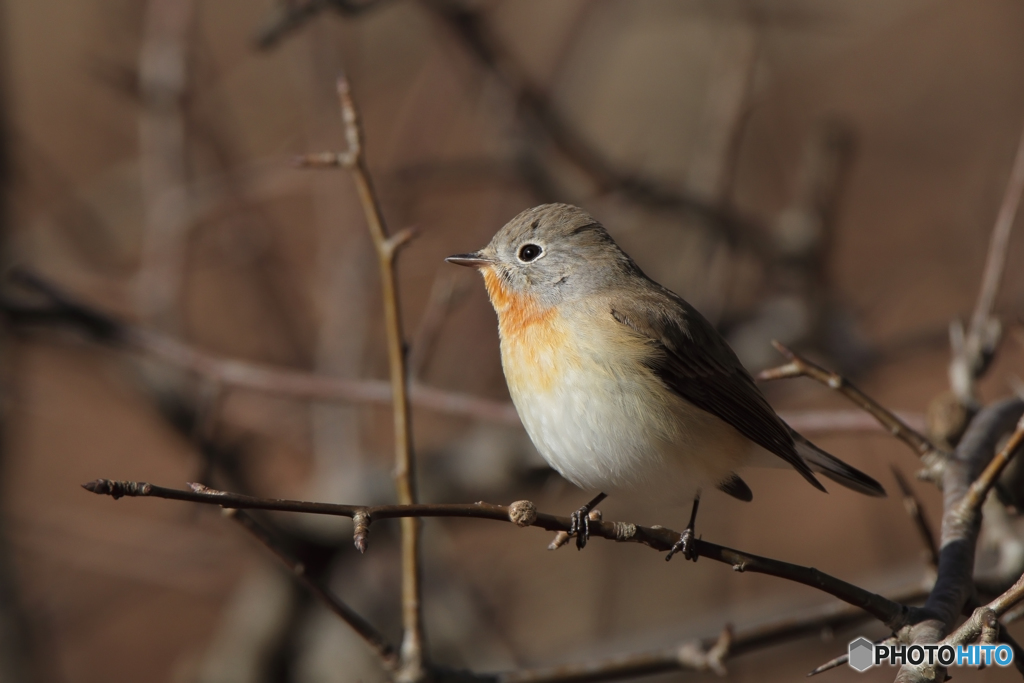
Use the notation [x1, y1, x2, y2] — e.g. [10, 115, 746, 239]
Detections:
[481, 266, 569, 394]
[481, 267, 555, 336]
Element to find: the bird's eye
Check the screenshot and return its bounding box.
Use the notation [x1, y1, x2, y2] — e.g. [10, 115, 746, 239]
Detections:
[518, 244, 543, 262]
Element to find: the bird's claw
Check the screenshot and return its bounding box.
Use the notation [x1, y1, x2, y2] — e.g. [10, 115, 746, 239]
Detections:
[666, 527, 699, 562]
[569, 505, 590, 550]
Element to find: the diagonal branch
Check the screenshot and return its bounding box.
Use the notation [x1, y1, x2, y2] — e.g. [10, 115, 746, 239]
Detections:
[417, 0, 768, 252]
[890, 466, 939, 569]
[757, 341, 942, 462]
[225, 506, 399, 670]
[82, 479, 911, 630]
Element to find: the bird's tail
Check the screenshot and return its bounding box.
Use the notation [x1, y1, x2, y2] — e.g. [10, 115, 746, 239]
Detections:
[791, 430, 886, 497]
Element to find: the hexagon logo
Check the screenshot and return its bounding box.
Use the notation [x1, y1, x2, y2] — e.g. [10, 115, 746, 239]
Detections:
[848, 637, 874, 672]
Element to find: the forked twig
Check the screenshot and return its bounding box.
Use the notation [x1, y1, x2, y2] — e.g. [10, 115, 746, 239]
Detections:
[758, 341, 941, 461]
[298, 76, 426, 679]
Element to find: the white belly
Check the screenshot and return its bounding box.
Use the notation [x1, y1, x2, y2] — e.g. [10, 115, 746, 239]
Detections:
[503, 332, 753, 503]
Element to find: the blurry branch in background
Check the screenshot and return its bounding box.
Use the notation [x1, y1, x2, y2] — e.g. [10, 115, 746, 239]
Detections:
[409, 269, 470, 378]
[2, 269, 519, 424]
[136, 0, 195, 332]
[890, 467, 939, 570]
[254, 0, 767, 254]
[225, 506, 400, 671]
[0, 22, 35, 683]
[1, 270, 929, 437]
[948, 118, 1024, 409]
[254, 0, 391, 49]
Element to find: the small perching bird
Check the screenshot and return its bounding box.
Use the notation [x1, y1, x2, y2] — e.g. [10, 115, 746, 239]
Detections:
[447, 203, 884, 560]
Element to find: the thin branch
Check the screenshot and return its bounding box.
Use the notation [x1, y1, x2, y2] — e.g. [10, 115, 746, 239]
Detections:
[82, 479, 911, 629]
[136, 0, 195, 331]
[499, 586, 931, 683]
[298, 76, 426, 680]
[950, 119, 1024, 404]
[7, 271, 932, 438]
[418, 0, 768, 254]
[957, 413, 1024, 515]
[757, 341, 942, 462]
[409, 269, 469, 378]
[497, 627, 733, 683]
[254, 0, 390, 49]
[890, 466, 939, 568]
[225, 507, 399, 670]
[2, 270, 521, 425]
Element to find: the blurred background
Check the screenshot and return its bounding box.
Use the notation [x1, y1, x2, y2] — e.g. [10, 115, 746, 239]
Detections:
[3, 0, 1024, 681]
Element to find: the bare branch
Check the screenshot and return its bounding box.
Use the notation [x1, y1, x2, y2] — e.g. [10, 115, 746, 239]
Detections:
[895, 397, 1024, 682]
[497, 627, 733, 683]
[81, 478, 911, 629]
[956, 413, 1024, 515]
[300, 75, 426, 680]
[5, 272, 935, 439]
[419, 0, 767, 253]
[950, 119, 1024, 404]
[254, 0, 389, 49]
[2, 270, 521, 425]
[226, 508, 399, 670]
[758, 341, 942, 461]
[136, 0, 195, 331]
[891, 466, 939, 569]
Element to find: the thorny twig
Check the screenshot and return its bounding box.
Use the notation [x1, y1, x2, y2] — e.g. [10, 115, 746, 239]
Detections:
[82, 478, 912, 630]
[297, 76, 426, 680]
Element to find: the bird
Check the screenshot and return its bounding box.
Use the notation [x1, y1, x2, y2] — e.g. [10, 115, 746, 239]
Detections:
[446, 203, 884, 560]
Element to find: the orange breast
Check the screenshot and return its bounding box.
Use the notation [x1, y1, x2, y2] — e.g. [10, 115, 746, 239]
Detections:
[482, 268, 576, 394]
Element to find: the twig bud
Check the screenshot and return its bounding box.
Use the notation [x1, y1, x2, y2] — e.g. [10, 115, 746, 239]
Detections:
[353, 510, 371, 553]
[508, 500, 537, 527]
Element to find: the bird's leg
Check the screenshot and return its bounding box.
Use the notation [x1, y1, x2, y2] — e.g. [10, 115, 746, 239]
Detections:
[568, 492, 607, 550]
[666, 494, 701, 562]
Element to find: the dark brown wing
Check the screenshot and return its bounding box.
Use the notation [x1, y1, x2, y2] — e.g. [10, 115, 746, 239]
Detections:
[717, 473, 753, 501]
[610, 293, 825, 492]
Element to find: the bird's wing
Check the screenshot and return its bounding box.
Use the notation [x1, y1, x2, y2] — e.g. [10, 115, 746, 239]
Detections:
[609, 291, 825, 491]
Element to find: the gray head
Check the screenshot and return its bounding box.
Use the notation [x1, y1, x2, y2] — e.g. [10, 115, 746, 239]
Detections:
[446, 204, 639, 310]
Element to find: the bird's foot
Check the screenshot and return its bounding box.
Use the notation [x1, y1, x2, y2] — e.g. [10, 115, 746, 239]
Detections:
[568, 492, 607, 550]
[666, 495, 702, 562]
[665, 526, 699, 562]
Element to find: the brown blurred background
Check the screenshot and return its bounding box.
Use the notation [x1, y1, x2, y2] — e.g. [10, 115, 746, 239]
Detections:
[3, 0, 1024, 681]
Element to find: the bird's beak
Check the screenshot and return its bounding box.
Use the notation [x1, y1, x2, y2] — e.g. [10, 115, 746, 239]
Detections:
[445, 252, 492, 269]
